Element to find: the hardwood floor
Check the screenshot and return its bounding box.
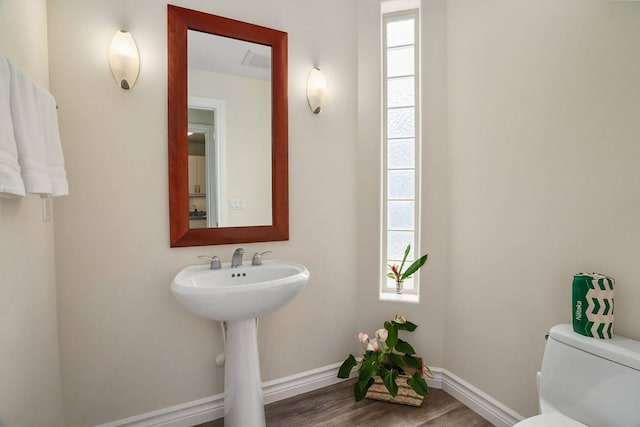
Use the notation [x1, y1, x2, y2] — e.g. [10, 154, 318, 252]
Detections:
[195, 379, 494, 426]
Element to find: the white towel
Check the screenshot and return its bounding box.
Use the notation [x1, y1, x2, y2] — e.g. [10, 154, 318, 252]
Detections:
[0, 56, 25, 197]
[10, 62, 68, 197]
[39, 84, 68, 196]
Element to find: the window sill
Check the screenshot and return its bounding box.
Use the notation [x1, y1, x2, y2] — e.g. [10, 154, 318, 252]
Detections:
[379, 292, 419, 304]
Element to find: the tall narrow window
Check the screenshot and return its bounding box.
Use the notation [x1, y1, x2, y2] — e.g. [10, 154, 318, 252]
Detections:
[382, 7, 420, 298]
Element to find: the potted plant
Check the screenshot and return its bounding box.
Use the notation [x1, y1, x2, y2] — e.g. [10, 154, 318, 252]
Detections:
[337, 315, 433, 406]
[387, 245, 428, 294]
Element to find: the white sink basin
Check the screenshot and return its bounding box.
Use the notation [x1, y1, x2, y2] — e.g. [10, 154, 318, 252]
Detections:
[171, 258, 310, 426]
[171, 259, 310, 321]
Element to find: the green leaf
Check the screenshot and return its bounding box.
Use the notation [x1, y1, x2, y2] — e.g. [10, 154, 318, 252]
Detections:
[337, 354, 357, 378]
[384, 321, 398, 348]
[398, 245, 411, 275]
[396, 321, 418, 332]
[403, 354, 422, 368]
[354, 353, 377, 402]
[380, 367, 399, 397]
[354, 376, 375, 401]
[400, 254, 428, 280]
[395, 338, 416, 355]
[388, 352, 406, 367]
[359, 354, 378, 380]
[407, 372, 430, 397]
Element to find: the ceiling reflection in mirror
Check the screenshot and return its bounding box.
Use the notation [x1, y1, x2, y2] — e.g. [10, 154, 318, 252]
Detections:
[187, 30, 273, 229]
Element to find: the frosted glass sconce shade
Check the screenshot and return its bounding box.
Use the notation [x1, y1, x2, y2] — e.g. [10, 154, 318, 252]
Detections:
[306, 68, 327, 114]
[109, 30, 140, 90]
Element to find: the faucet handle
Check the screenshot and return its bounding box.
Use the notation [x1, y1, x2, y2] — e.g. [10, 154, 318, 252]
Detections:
[198, 255, 221, 270]
[234, 248, 245, 255]
[252, 250, 272, 266]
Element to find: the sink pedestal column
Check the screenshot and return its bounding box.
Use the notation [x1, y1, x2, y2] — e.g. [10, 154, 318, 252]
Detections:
[224, 318, 265, 427]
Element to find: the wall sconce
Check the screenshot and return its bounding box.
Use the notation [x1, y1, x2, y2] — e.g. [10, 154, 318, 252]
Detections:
[306, 68, 327, 114]
[109, 30, 140, 90]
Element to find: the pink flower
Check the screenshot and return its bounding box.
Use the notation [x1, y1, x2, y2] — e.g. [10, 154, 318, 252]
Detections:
[366, 338, 379, 352]
[358, 332, 369, 345]
[375, 328, 388, 343]
[391, 265, 399, 276]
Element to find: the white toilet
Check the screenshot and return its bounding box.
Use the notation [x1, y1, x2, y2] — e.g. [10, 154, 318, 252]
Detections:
[514, 324, 640, 427]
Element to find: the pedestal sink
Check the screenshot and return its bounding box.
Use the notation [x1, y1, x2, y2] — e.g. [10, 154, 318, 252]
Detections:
[170, 259, 310, 426]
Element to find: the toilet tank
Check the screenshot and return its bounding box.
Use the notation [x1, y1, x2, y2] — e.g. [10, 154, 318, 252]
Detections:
[539, 324, 640, 427]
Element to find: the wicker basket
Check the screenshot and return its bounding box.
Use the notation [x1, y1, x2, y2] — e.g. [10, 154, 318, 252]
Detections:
[366, 374, 424, 406]
[365, 358, 431, 407]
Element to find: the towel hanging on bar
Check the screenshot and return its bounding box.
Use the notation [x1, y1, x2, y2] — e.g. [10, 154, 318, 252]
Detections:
[0, 56, 25, 197]
[4, 55, 69, 197]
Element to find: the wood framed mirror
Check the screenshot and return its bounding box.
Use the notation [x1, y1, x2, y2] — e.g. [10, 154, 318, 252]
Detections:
[168, 5, 288, 247]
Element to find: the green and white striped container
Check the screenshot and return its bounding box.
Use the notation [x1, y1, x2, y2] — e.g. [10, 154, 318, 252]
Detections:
[572, 273, 614, 339]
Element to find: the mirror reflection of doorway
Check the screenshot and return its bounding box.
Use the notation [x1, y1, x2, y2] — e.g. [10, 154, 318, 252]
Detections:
[188, 98, 224, 229]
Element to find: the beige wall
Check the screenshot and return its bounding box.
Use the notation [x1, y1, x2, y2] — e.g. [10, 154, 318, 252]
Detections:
[0, 0, 64, 426]
[445, 0, 640, 417]
[47, 0, 358, 425]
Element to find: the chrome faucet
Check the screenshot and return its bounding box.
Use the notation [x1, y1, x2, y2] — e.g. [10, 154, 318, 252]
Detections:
[231, 248, 245, 268]
[198, 255, 221, 270]
[252, 251, 272, 266]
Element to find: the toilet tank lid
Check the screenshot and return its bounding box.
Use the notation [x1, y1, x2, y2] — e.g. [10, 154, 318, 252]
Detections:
[550, 324, 640, 371]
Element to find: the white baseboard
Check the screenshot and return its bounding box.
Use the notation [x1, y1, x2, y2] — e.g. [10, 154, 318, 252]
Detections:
[262, 361, 348, 405]
[96, 363, 524, 427]
[94, 393, 224, 427]
[95, 362, 347, 427]
[438, 369, 525, 427]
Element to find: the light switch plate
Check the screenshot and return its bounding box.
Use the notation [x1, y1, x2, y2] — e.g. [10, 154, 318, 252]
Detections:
[229, 199, 245, 210]
[42, 197, 52, 222]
